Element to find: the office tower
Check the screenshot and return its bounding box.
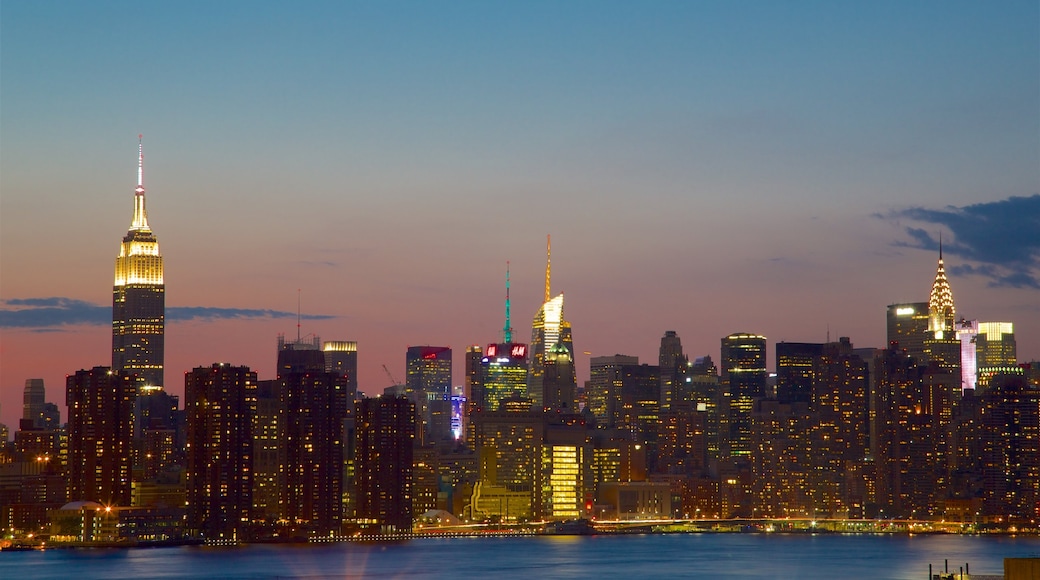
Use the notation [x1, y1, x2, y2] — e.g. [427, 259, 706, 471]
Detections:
[185, 364, 256, 541]
[976, 322, 1017, 389]
[688, 356, 721, 474]
[323, 340, 358, 392]
[750, 398, 813, 518]
[956, 320, 980, 393]
[923, 246, 961, 402]
[927, 243, 956, 339]
[476, 343, 529, 413]
[721, 333, 767, 459]
[886, 302, 929, 363]
[587, 355, 639, 428]
[659, 331, 688, 412]
[406, 346, 452, 443]
[23, 379, 45, 427]
[112, 137, 164, 388]
[528, 236, 575, 409]
[66, 367, 138, 505]
[543, 342, 578, 413]
[535, 424, 591, 520]
[775, 342, 823, 405]
[618, 363, 660, 446]
[356, 396, 416, 534]
[278, 336, 353, 535]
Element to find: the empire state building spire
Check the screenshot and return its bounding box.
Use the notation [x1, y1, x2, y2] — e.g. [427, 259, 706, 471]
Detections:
[928, 235, 955, 339]
[131, 135, 150, 232]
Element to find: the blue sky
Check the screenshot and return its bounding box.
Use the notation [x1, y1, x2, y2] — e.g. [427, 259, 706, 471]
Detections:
[1, 1, 1037, 427]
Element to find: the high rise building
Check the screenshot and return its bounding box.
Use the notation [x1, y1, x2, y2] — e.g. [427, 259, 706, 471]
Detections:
[528, 236, 575, 409]
[406, 346, 452, 442]
[927, 243, 956, 340]
[659, 331, 687, 412]
[543, 342, 578, 413]
[185, 364, 256, 541]
[923, 245, 961, 402]
[976, 322, 1017, 389]
[775, 342, 823, 405]
[112, 137, 165, 388]
[886, 302, 929, 363]
[323, 340, 358, 393]
[720, 333, 767, 459]
[356, 396, 416, 534]
[477, 343, 529, 412]
[587, 355, 639, 428]
[66, 367, 138, 505]
[956, 319, 980, 393]
[278, 336, 354, 535]
[23, 379, 45, 427]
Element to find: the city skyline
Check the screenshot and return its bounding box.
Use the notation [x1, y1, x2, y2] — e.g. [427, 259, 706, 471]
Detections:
[2, 2, 1038, 429]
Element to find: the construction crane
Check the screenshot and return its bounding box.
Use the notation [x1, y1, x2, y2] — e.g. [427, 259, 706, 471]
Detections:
[381, 364, 401, 386]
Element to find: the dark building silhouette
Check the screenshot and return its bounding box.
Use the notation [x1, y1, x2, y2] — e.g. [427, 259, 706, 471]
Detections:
[356, 396, 415, 533]
[776, 342, 823, 405]
[543, 342, 578, 413]
[185, 364, 256, 541]
[979, 374, 1039, 520]
[658, 331, 687, 413]
[886, 302, 929, 362]
[278, 336, 354, 536]
[66, 367, 138, 506]
[112, 138, 164, 388]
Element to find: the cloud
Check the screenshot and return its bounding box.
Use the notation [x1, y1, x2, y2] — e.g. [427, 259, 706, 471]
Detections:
[0, 298, 335, 329]
[884, 194, 1040, 289]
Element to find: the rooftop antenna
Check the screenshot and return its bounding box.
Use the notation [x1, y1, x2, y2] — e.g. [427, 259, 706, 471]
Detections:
[939, 231, 943, 261]
[297, 289, 302, 342]
[544, 234, 551, 303]
[504, 261, 513, 343]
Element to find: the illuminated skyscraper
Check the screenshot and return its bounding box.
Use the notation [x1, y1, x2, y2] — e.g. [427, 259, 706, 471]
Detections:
[323, 340, 358, 392]
[886, 302, 929, 363]
[976, 322, 1017, 389]
[406, 346, 452, 442]
[478, 343, 529, 412]
[927, 242, 956, 339]
[112, 137, 165, 388]
[924, 245, 961, 401]
[22, 379, 45, 428]
[528, 236, 574, 408]
[721, 333, 767, 459]
[587, 354, 639, 428]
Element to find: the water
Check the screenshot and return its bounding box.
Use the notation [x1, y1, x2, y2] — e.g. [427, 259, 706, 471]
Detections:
[2, 534, 1038, 579]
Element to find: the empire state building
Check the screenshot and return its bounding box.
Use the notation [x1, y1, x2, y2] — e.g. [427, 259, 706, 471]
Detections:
[112, 136, 165, 388]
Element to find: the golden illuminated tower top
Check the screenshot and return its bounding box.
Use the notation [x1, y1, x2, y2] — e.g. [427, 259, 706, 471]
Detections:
[114, 135, 163, 286]
[928, 239, 955, 339]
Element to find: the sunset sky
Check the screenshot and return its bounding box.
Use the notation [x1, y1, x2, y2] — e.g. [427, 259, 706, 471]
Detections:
[2, 1, 1038, 429]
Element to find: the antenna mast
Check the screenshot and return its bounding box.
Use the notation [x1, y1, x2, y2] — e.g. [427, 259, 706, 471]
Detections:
[544, 234, 551, 303]
[297, 289, 301, 342]
[504, 261, 513, 343]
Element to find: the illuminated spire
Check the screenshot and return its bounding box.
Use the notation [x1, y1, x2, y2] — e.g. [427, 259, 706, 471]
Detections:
[544, 234, 551, 304]
[503, 261, 513, 343]
[928, 236, 955, 338]
[130, 134, 150, 232]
